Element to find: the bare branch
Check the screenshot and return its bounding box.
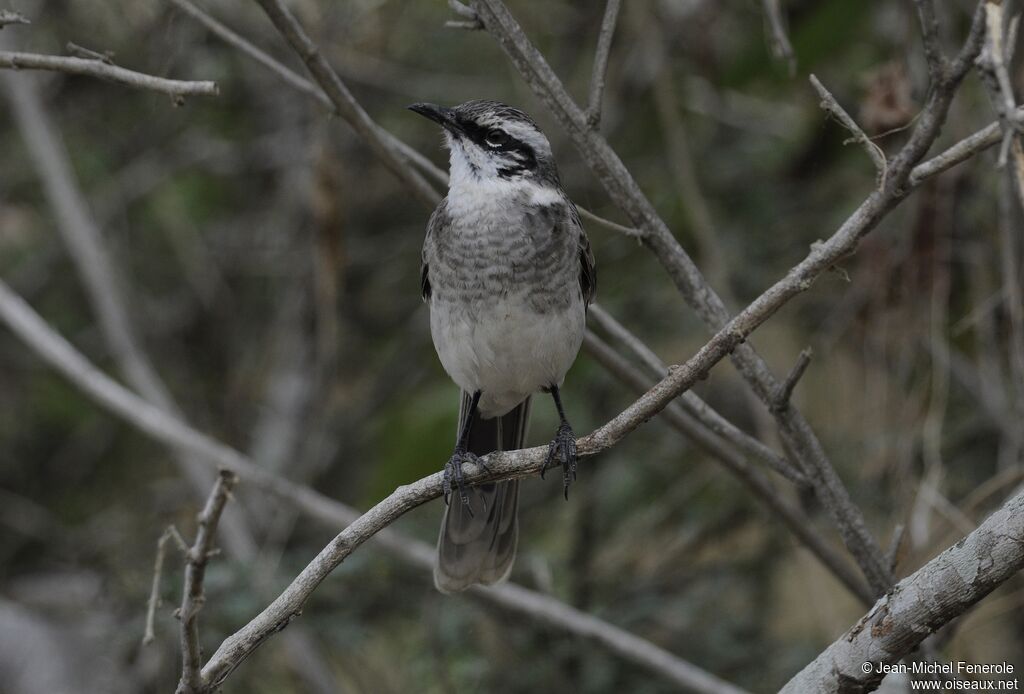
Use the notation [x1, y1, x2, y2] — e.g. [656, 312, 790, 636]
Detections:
[770, 347, 812, 414]
[448, 0, 478, 20]
[577, 206, 641, 238]
[583, 330, 873, 604]
[906, 110, 1014, 185]
[176, 470, 238, 694]
[473, 582, 750, 694]
[977, 0, 1021, 166]
[250, 0, 441, 208]
[781, 487, 1024, 692]
[0, 278, 746, 694]
[444, 20, 483, 30]
[762, 0, 796, 76]
[586, 0, 621, 128]
[169, 0, 632, 236]
[809, 74, 887, 187]
[588, 304, 806, 486]
[885, 523, 906, 573]
[143, 526, 177, 646]
[465, 0, 987, 599]
[3, 67, 341, 692]
[0, 50, 217, 98]
[65, 41, 114, 64]
[913, 0, 945, 80]
[0, 10, 29, 28]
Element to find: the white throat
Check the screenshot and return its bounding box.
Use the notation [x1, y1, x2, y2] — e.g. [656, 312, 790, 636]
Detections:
[445, 137, 561, 219]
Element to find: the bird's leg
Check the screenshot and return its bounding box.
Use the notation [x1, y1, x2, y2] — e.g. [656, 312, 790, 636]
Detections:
[541, 385, 578, 499]
[443, 390, 482, 512]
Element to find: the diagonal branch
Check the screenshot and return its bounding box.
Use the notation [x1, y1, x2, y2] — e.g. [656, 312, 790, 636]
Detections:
[588, 305, 806, 486]
[465, 0, 987, 599]
[585, 0, 621, 128]
[810, 74, 888, 188]
[0, 50, 217, 98]
[0, 277, 749, 694]
[781, 486, 1024, 692]
[913, 0, 946, 81]
[582, 330, 873, 604]
[169, 0, 639, 236]
[249, 0, 440, 207]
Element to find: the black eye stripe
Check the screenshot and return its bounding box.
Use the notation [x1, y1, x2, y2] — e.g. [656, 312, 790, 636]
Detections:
[455, 115, 539, 173]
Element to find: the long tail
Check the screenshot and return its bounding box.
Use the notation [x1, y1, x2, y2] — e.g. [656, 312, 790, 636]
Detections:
[434, 392, 531, 593]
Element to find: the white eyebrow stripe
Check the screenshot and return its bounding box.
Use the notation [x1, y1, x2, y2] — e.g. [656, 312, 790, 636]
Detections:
[500, 121, 551, 156]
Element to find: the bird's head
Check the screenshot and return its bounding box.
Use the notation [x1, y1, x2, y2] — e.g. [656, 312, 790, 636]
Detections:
[409, 100, 559, 188]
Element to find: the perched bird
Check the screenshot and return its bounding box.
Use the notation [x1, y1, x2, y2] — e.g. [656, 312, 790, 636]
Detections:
[410, 100, 596, 593]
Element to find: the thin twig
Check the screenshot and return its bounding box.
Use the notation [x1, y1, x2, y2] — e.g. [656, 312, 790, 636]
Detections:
[444, 0, 483, 29]
[0, 51, 217, 98]
[586, 0, 621, 128]
[250, 0, 440, 208]
[885, 522, 906, 573]
[770, 348, 812, 413]
[65, 41, 114, 64]
[762, 0, 796, 76]
[809, 74, 888, 188]
[444, 20, 483, 30]
[176, 470, 238, 694]
[0, 10, 30, 28]
[143, 526, 178, 646]
[577, 206, 641, 238]
[906, 109, 1018, 186]
[913, 0, 946, 81]
[448, 0, 478, 19]
[978, 0, 1021, 167]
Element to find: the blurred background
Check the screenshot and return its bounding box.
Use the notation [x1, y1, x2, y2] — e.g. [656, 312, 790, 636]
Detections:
[1, 0, 1022, 692]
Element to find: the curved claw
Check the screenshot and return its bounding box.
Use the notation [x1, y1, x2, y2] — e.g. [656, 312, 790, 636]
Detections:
[541, 437, 559, 479]
[442, 449, 479, 516]
[542, 423, 578, 500]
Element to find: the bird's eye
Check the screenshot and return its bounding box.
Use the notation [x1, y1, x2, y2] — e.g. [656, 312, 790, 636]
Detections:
[485, 130, 510, 148]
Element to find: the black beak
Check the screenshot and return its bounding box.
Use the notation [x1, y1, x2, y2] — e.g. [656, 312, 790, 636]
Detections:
[408, 102, 462, 133]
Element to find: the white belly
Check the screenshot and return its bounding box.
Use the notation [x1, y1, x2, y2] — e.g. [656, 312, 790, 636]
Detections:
[430, 295, 585, 418]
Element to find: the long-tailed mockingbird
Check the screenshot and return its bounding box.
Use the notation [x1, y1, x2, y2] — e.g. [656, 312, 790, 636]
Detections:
[409, 100, 596, 593]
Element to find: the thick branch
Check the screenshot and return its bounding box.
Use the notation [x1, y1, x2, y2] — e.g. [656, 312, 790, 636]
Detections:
[781, 487, 1024, 692]
[0, 50, 217, 98]
[177, 470, 237, 694]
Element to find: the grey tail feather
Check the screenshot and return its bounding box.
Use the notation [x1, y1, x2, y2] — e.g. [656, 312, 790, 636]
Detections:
[434, 392, 531, 593]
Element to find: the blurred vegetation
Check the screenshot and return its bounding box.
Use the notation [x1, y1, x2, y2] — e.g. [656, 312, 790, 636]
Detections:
[1, 0, 1022, 692]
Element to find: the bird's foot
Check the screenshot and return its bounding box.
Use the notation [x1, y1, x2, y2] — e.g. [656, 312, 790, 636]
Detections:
[442, 448, 484, 512]
[541, 423, 578, 499]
